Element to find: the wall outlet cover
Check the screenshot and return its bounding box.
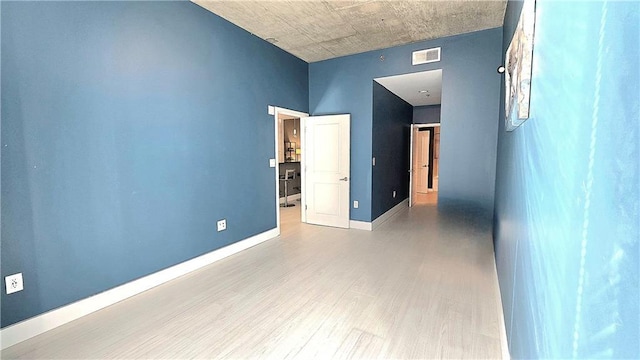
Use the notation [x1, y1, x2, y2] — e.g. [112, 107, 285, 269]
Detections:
[393, 190, 397, 198]
[217, 219, 227, 232]
[269, 158, 276, 167]
[353, 200, 359, 208]
[5, 273, 24, 294]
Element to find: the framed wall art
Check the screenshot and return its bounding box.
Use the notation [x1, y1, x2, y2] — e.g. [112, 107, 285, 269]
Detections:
[505, 0, 537, 131]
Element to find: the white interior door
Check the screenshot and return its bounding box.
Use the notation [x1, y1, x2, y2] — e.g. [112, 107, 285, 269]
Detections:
[303, 114, 350, 229]
[409, 125, 418, 207]
[416, 130, 430, 194]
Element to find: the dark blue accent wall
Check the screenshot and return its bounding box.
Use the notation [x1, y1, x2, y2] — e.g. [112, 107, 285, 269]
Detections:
[371, 82, 412, 220]
[1, 1, 308, 328]
[309, 28, 502, 222]
[413, 105, 441, 124]
[493, 1, 639, 358]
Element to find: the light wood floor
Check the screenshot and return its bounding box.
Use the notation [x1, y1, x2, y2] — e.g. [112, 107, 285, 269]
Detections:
[414, 191, 438, 205]
[3, 203, 504, 359]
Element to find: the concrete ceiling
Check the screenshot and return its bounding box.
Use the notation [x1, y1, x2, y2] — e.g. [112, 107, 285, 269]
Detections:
[193, 0, 506, 63]
[375, 69, 442, 106]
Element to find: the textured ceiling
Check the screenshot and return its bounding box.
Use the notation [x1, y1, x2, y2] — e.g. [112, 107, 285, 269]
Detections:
[193, 0, 506, 63]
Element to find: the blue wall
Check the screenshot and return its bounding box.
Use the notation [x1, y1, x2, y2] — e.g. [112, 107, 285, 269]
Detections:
[371, 82, 412, 220]
[413, 105, 441, 124]
[493, 1, 639, 358]
[309, 28, 502, 222]
[1, 1, 308, 327]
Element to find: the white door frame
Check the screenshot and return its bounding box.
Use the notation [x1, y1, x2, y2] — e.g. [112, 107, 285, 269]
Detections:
[273, 107, 309, 235]
[409, 123, 441, 207]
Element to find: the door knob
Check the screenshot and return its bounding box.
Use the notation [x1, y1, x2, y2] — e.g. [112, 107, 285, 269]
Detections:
[339, 177, 349, 181]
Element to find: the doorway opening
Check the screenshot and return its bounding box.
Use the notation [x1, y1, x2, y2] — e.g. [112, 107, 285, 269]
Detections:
[273, 107, 308, 234]
[410, 124, 440, 206]
[373, 69, 443, 208]
[273, 108, 352, 233]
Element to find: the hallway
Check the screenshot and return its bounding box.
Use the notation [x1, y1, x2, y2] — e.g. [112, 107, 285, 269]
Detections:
[4, 204, 504, 359]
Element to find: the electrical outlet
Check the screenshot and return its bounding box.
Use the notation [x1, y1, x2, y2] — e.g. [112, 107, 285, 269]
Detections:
[393, 190, 397, 198]
[372, 157, 376, 166]
[353, 200, 359, 209]
[5, 273, 24, 294]
[269, 158, 276, 168]
[217, 219, 227, 232]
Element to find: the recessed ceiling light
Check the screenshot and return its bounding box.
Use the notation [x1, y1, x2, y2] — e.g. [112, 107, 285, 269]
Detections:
[418, 90, 429, 94]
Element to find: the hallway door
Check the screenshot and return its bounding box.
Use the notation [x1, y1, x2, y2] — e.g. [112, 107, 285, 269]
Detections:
[410, 125, 418, 207]
[415, 130, 430, 194]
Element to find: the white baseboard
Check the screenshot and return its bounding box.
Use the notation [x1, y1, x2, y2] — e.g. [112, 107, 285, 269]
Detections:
[349, 220, 372, 231]
[372, 198, 408, 230]
[0, 228, 279, 350]
[349, 198, 408, 231]
[279, 193, 301, 204]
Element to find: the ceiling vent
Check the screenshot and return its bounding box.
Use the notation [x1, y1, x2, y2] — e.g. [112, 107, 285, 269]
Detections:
[412, 47, 441, 65]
